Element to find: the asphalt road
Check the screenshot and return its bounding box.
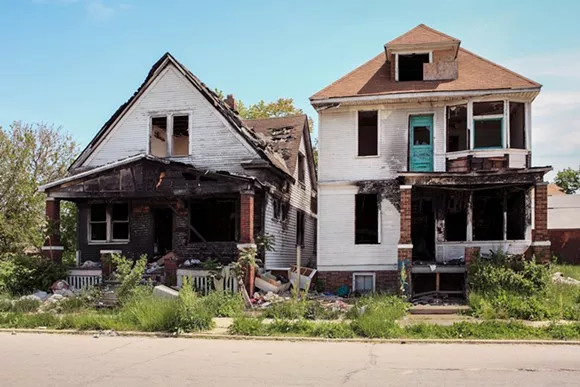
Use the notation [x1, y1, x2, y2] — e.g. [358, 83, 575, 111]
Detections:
[1, 333, 579, 386]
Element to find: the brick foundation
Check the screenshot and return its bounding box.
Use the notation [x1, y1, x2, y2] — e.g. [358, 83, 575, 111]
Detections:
[317, 271, 398, 294]
[464, 246, 480, 266]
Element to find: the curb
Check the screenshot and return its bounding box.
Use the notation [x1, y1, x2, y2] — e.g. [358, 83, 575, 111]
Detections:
[2, 328, 580, 346]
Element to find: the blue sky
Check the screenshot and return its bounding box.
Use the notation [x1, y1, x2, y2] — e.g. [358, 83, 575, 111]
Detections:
[1, 0, 579, 179]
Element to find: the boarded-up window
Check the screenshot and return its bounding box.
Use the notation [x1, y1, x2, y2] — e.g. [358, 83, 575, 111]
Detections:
[358, 111, 378, 156]
[151, 117, 168, 157]
[190, 199, 237, 242]
[172, 115, 189, 156]
[89, 204, 107, 242]
[509, 102, 525, 149]
[446, 105, 468, 152]
[296, 210, 305, 247]
[355, 194, 379, 244]
[298, 153, 305, 184]
[474, 119, 502, 149]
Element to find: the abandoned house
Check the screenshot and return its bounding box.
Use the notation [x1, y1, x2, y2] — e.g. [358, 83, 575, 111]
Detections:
[39, 53, 317, 275]
[311, 24, 551, 297]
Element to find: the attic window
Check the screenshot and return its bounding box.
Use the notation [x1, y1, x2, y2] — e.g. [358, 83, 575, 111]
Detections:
[398, 53, 430, 81]
[150, 114, 190, 157]
[298, 153, 306, 185]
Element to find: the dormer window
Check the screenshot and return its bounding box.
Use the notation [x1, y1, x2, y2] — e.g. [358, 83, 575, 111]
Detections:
[397, 53, 430, 81]
[150, 114, 190, 157]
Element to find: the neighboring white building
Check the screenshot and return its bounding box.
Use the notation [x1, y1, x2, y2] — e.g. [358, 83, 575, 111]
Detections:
[311, 24, 551, 295]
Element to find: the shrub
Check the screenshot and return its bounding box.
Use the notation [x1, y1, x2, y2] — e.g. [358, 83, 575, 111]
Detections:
[229, 316, 266, 336]
[309, 322, 355, 338]
[266, 319, 313, 335]
[174, 277, 214, 332]
[263, 300, 307, 320]
[350, 296, 408, 338]
[111, 254, 148, 302]
[119, 289, 178, 332]
[199, 291, 244, 317]
[0, 253, 68, 295]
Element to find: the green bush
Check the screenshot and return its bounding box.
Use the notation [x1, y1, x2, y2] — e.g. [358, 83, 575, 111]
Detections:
[308, 322, 355, 338]
[198, 291, 244, 317]
[350, 296, 408, 338]
[0, 254, 68, 295]
[263, 300, 307, 320]
[229, 316, 266, 336]
[111, 254, 148, 302]
[174, 277, 214, 332]
[119, 289, 178, 332]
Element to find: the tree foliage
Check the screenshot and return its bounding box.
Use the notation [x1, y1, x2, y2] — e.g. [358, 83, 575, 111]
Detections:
[554, 167, 580, 194]
[0, 122, 78, 254]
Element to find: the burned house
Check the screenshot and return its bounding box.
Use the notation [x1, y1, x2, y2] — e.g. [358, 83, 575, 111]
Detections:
[311, 24, 551, 296]
[40, 53, 317, 272]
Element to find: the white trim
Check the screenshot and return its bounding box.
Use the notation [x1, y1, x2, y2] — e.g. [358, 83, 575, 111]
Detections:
[99, 249, 123, 254]
[237, 243, 257, 249]
[525, 102, 531, 151]
[41, 246, 64, 251]
[531, 241, 551, 247]
[467, 101, 474, 149]
[504, 100, 510, 149]
[400, 185, 413, 190]
[355, 109, 380, 157]
[319, 265, 398, 271]
[88, 203, 130, 244]
[352, 272, 376, 293]
[397, 244, 413, 249]
[473, 114, 504, 120]
[311, 88, 541, 105]
[395, 53, 399, 82]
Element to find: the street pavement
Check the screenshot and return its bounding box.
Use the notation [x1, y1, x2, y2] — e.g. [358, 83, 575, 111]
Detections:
[1, 333, 579, 386]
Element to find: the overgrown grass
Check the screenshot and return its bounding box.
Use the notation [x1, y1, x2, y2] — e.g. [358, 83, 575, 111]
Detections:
[350, 296, 408, 338]
[262, 299, 343, 320]
[198, 291, 244, 318]
[553, 264, 580, 281]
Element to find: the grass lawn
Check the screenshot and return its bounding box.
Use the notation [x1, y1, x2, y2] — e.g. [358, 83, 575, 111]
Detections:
[553, 264, 580, 280]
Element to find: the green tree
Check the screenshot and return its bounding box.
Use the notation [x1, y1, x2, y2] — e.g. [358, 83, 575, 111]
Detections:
[554, 167, 580, 194]
[0, 122, 78, 255]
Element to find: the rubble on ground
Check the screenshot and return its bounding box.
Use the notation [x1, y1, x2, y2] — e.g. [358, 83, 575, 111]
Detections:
[412, 293, 464, 306]
[81, 260, 101, 269]
[552, 272, 580, 286]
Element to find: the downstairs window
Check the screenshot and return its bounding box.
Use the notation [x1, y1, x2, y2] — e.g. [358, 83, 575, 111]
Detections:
[355, 194, 379, 244]
[89, 203, 129, 243]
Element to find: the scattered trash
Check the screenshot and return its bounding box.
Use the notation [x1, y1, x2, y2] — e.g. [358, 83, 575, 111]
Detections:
[182, 259, 201, 267]
[289, 265, 316, 291]
[81, 260, 100, 269]
[51, 280, 70, 294]
[552, 272, 580, 286]
[255, 272, 291, 294]
[336, 285, 350, 298]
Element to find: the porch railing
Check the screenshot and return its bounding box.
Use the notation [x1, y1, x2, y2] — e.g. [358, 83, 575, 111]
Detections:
[67, 269, 103, 291]
[176, 266, 238, 294]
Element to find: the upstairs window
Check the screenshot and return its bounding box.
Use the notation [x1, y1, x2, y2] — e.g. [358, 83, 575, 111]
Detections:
[398, 53, 430, 81]
[150, 115, 190, 157]
[509, 102, 526, 149]
[297, 153, 306, 185]
[473, 101, 504, 149]
[89, 203, 130, 243]
[358, 111, 378, 156]
[446, 104, 468, 152]
[355, 194, 379, 244]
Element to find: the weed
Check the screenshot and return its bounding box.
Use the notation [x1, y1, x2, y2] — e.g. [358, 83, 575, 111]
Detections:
[229, 316, 266, 336]
[199, 291, 244, 317]
[174, 277, 214, 333]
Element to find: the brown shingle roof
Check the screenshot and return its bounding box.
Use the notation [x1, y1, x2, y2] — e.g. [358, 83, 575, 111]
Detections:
[387, 24, 459, 46]
[311, 26, 541, 101]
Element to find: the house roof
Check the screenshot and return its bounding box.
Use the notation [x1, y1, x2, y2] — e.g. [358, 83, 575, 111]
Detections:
[70, 53, 290, 178]
[548, 183, 566, 196]
[311, 25, 541, 101]
[387, 24, 459, 46]
[243, 115, 318, 190]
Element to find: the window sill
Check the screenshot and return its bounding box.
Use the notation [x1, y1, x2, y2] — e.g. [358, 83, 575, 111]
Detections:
[355, 155, 380, 159]
[88, 241, 130, 245]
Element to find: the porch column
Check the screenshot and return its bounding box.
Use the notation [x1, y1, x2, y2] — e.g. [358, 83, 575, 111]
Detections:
[238, 188, 256, 295]
[42, 198, 63, 263]
[532, 182, 551, 262]
[398, 185, 413, 297]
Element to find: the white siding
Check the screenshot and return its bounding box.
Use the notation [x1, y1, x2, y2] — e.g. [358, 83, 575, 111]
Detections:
[435, 241, 531, 262]
[84, 65, 258, 172]
[318, 106, 445, 183]
[264, 132, 317, 269]
[549, 195, 580, 229]
[317, 184, 399, 271]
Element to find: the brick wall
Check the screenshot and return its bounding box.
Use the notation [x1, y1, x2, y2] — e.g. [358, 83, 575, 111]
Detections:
[317, 271, 398, 294]
[534, 184, 549, 241]
[549, 229, 580, 264]
[399, 187, 412, 244]
[464, 246, 481, 266]
[239, 191, 255, 244]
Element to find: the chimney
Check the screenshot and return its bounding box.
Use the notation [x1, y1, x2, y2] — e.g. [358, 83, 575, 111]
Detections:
[225, 94, 237, 111]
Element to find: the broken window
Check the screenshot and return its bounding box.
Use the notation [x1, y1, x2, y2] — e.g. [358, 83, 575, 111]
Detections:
[272, 198, 281, 220]
[89, 204, 107, 242]
[357, 111, 378, 156]
[355, 194, 379, 244]
[473, 119, 502, 149]
[473, 189, 504, 241]
[172, 115, 189, 156]
[413, 126, 430, 145]
[296, 210, 305, 247]
[89, 203, 129, 242]
[473, 101, 504, 116]
[507, 189, 526, 240]
[111, 203, 129, 241]
[353, 273, 374, 294]
[509, 102, 525, 149]
[297, 153, 305, 184]
[446, 104, 468, 152]
[445, 193, 467, 241]
[150, 117, 168, 157]
[398, 53, 430, 81]
[281, 202, 289, 222]
[190, 199, 237, 242]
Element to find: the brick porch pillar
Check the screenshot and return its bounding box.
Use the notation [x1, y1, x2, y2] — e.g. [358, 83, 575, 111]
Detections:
[238, 188, 256, 295]
[41, 198, 63, 263]
[532, 182, 551, 263]
[464, 246, 480, 267]
[398, 185, 413, 297]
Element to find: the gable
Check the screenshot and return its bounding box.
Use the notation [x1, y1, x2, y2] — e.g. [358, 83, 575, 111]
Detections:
[387, 24, 459, 46]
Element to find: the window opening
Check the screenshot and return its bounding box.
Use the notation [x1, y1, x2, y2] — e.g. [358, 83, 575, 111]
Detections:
[355, 194, 379, 244]
[398, 53, 429, 81]
[358, 111, 378, 156]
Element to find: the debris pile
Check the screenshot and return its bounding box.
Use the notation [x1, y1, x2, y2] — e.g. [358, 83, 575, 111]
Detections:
[552, 272, 580, 286]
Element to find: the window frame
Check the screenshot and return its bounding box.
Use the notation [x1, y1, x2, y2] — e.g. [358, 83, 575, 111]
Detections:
[297, 152, 306, 186]
[88, 203, 130, 244]
[472, 116, 504, 150]
[352, 272, 376, 294]
[356, 110, 380, 158]
[148, 111, 192, 157]
[296, 210, 305, 247]
[395, 51, 433, 82]
[354, 193, 381, 245]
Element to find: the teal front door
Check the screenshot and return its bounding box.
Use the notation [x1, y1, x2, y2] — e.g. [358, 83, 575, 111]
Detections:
[409, 115, 434, 172]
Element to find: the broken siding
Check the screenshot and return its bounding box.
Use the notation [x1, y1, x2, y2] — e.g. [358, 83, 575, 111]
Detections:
[317, 184, 399, 271]
[265, 133, 316, 269]
[318, 106, 445, 182]
[84, 65, 258, 173]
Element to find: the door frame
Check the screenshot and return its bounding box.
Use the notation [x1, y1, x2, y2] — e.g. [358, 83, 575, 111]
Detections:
[408, 112, 436, 172]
